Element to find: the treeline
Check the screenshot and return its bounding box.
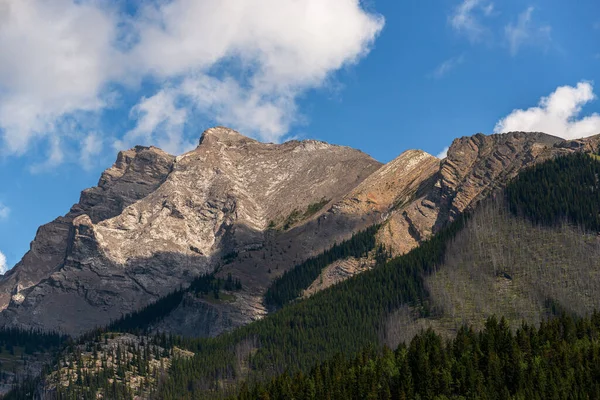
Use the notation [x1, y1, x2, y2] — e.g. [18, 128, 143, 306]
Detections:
[108, 273, 242, 334]
[234, 313, 600, 400]
[264, 225, 381, 308]
[506, 153, 600, 232]
[152, 216, 467, 398]
[0, 327, 66, 354]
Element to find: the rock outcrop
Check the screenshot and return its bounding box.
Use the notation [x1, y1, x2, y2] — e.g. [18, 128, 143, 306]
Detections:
[1, 127, 598, 336]
[0, 146, 175, 313]
[0, 127, 381, 335]
[301, 131, 600, 295]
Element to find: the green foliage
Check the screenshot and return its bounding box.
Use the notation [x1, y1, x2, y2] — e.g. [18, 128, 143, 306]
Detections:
[303, 197, 330, 218]
[281, 198, 330, 230]
[282, 209, 302, 230]
[0, 327, 66, 354]
[109, 273, 243, 335]
[108, 289, 185, 335]
[264, 225, 381, 308]
[222, 251, 239, 264]
[152, 216, 466, 398]
[234, 313, 600, 400]
[506, 153, 600, 231]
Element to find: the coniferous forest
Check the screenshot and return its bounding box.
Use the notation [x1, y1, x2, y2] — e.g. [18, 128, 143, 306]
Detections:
[4, 152, 600, 399]
[234, 313, 600, 400]
[507, 152, 600, 231]
[264, 224, 381, 308]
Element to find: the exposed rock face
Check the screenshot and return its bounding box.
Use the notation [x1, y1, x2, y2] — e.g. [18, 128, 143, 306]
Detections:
[0, 127, 381, 335]
[0, 146, 175, 313]
[302, 257, 374, 298]
[435, 132, 564, 226]
[1, 128, 598, 337]
[301, 131, 600, 295]
[383, 132, 587, 255]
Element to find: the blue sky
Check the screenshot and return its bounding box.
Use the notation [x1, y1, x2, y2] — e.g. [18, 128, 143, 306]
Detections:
[0, 0, 599, 271]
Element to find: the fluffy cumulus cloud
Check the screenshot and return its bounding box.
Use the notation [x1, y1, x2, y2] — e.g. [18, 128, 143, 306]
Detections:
[0, 0, 120, 156]
[494, 81, 600, 139]
[0, 251, 7, 274]
[0, 0, 384, 163]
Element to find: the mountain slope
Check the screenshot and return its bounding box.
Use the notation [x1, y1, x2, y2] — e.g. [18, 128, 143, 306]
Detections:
[0, 146, 175, 312]
[150, 151, 600, 398]
[0, 127, 382, 335]
[1, 129, 598, 338]
[4, 134, 600, 399]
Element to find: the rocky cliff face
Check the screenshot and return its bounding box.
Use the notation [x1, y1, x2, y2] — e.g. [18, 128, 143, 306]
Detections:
[0, 127, 381, 335]
[1, 128, 598, 336]
[0, 146, 175, 313]
[383, 132, 597, 253]
[300, 131, 600, 296]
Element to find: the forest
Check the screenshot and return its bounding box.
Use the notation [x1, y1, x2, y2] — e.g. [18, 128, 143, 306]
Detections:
[4, 152, 600, 399]
[264, 224, 381, 308]
[233, 313, 600, 400]
[506, 152, 600, 231]
[108, 272, 242, 335]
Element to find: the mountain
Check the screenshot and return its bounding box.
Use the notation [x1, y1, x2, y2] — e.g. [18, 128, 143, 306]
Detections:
[1, 128, 599, 338]
[3, 129, 600, 399]
[0, 127, 382, 335]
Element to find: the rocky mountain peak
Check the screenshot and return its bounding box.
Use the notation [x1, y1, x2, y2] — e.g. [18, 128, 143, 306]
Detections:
[0, 127, 382, 334]
[2, 129, 599, 337]
[198, 126, 258, 148]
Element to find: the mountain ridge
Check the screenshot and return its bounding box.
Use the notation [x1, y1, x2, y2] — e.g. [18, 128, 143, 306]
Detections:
[0, 128, 598, 337]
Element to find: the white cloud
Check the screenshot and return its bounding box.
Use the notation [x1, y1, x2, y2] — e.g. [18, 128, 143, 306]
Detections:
[436, 147, 449, 159]
[116, 89, 192, 154]
[449, 0, 494, 42]
[0, 0, 384, 161]
[0, 0, 121, 158]
[125, 0, 384, 146]
[0, 203, 9, 220]
[0, 251, 7, 274]
[431, 55, 465, 79]
[80, 133, 104, 171]
[494, 81, 600, 139]
[504, 7, 551, 56]
[482, 3, 495, 17]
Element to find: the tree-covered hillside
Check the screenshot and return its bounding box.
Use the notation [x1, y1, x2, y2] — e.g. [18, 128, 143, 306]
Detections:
[7, 152, 600, 399]
[234, 313, 600, 400]
[264, 225, 381, 308]
[506, 152, 600, 231]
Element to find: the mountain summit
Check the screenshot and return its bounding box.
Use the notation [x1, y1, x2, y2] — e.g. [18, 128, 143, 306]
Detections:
[0, 128, 598, 336]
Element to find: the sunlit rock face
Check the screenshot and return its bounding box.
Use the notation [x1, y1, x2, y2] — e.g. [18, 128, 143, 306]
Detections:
[0, 127, 381, 335]
[1, 127, 598, 337]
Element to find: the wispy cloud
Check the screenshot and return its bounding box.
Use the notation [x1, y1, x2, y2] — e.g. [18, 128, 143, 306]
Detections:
[80, 133, 104, 171]
[494, 81, 600, 139]
[504, 7, 552, 56]
[0, 203, 9, 220]
[449, 0, 495, 42]
[431, 55, 465, 79]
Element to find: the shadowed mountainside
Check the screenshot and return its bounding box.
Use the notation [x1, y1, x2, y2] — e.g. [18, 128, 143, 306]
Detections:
[1, 128, 599, 337]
